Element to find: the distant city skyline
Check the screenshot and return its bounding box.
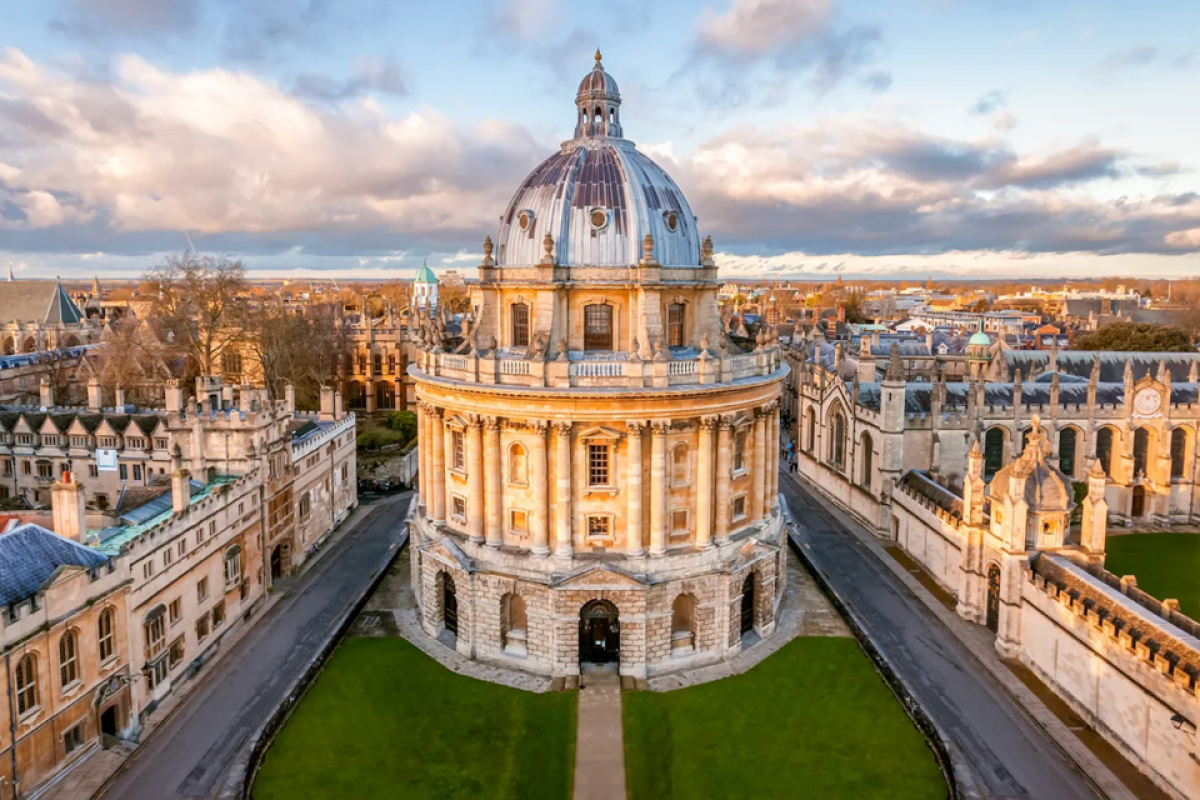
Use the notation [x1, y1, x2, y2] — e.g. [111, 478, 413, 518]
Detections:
[2, 0, 1199, 279]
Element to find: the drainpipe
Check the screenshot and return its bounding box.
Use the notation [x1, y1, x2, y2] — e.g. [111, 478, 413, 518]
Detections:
[5, 651, 18, 800]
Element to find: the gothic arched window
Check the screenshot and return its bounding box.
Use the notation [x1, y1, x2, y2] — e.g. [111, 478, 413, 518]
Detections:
[1171, 427, 1188, 479]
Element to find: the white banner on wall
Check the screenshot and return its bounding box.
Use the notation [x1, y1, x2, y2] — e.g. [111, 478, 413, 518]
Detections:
[96, 449, 118, 471]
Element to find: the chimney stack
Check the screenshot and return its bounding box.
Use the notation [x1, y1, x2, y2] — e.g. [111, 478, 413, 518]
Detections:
[284, 383, 296, 415]
[165, 380, 183, 414]
[87, 378, 103, 411]
[333, 390, 344, 421]
[51, 471, 87, 543]
[39, 378, 53, 408]
[319, 386, 335, 421]
[115, 384, 126, 409]
[172, 468, 192, 515]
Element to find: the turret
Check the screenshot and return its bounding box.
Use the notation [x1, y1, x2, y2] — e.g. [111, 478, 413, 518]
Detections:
[1080, 459, 1109, 559]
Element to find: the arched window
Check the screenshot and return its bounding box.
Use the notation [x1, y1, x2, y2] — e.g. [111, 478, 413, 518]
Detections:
[667, 303, 685, 348]
[829, 411, 846, 468]
[501, 593, 527, 655]
[1171, 428, 1188, 479]
[805, 409, 816, 453]
[672, 443, 689, 485]
[98, 608, 115, 662]
[859, 432, 873, 487]
[59, 630, 78, 688]
[511, 303, 530, 348]
[372, 352, 383, 373]
[983, 428, 1006, 477]
[1096, 427, 1115, 477]
[508, 443, 528, 485]
[1020, 427, 1031, 454]
[1059, 427, 1078, 477]
[1133, 427, 1151, 476]
[15, 655, 37, 716]
[223, 546, 243, 586]
[671, 593, 697, 653]
[583, 304, 613, 351]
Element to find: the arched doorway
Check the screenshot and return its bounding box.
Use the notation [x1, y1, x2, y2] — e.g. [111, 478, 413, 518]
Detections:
[986, 564, 1001, 633]
[270, 546, 282, 580]
[740, 573, 756, 636]
[578, 599, 619, 664]
[442, 574, 458, 636]
[1132, 485, 1146, 518]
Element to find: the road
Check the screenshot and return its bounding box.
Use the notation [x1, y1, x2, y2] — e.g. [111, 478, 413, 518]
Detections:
[101, 494, 409, 800]
[780, 474, 1099, 800]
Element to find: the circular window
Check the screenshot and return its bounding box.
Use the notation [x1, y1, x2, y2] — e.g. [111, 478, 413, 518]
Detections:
[518, 211, 531, 231]
[590, 208, 607, 229]
[665, 211, 678, 232]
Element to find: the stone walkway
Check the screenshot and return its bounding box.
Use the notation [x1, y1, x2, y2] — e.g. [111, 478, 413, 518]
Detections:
[573, 666, 626, 800]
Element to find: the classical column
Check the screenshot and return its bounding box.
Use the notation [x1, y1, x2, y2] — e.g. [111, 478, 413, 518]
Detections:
[531, 421, 550, 556]
[416, 402, 428, 509]
[751, 407, 767, 522]
[696, 416, 716, 548]
[430, 407, 446, 523]
[650, 421, 668, 556]
[714, 416, 732, 542]
[626, 422, 645, 556]
[467, 416, 484, 543]
[554, 421, 573, 557]
[484, 417, 502, 546]
[767, 403, 778, 511]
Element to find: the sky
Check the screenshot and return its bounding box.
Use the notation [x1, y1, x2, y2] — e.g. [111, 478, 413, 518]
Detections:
[1, 0, 1199, 281]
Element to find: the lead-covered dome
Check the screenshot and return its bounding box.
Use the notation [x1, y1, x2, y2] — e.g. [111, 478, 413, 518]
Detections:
[495, 53, 702, 269]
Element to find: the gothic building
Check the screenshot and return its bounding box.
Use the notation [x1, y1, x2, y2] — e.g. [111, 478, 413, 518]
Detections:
[409, 53, 788, 680]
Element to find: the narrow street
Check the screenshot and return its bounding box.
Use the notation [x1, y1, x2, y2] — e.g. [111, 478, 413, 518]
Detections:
[780, 473, 1099, 800]
[99, 494, 410, 800]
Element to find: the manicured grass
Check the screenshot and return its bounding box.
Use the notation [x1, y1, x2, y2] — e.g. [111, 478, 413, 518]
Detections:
[624, 638, 946, 800]
[1106, 533, 1200, 619]
[252, 638, 576, 800]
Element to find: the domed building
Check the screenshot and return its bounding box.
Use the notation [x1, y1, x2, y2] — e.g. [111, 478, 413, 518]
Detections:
[408, 52, 788, 680]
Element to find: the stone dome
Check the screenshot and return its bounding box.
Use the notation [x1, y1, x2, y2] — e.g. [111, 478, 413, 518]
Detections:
[495, 54, 702, 269]
[990, 422, 1075, 513]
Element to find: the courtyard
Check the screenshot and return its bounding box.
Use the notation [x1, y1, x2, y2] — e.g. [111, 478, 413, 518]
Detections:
[1105, 532, 1200, 619]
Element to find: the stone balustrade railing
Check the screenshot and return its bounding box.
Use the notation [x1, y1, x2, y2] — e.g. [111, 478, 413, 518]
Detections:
[418, 346, 783, 389]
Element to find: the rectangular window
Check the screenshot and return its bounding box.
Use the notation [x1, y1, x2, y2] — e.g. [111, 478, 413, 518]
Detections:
[511, 303, 529, 347]
[224, 551, 242, 585]
[212, 602, 226, 629]
[196, 614, 210, 642]
[126, 437, 145, 449]
[169, 598, 181, 625]
[119, 464, 127, 481]
[509, 509, 528, 534]
[733, 431, 747, 471]
[133, 464, 143, 481]
[1, 460, 10, 477]
[22, 460, 30, 475]
[667, 303, 685, 348]
[144, 615, 166, 660]
[178, 540, 185, 556]
[99, 612, 114, 662]
[64, 724, 83, 754]
[452, 431, 465, 471]
[583, 304, 613, 351]
[37, 461, 52, 479]
[70, 435, 87, 448]
[146, 658, 167, 690]
[15, 434, 33, 446]
[154, 438, 168, 450]
[88, 464, 98, 478]
[732, 496, 747, 520]
[587, 516, 610, 539]
[163, 548, 173, 566]
[671, 509, 689, 534]
[197, 577, 209, 603]
[168, 636, 185, 670]
[142, 562, 154, 579]
[97, 436, 117, 448]
[452, 495, 466, 521]
[588, 444, 609, 486]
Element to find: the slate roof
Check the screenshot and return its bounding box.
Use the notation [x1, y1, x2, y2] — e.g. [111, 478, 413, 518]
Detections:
[0, 281, 84, 325]
[1000, 350, 1200, 383]
[0, 523, 109, 607]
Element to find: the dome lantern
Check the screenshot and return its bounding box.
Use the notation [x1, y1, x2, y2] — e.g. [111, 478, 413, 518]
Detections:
[574, 49, 622, 139]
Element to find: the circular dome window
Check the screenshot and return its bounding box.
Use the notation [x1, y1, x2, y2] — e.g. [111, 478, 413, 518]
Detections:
[664, 211, 678, 232]
[590, 208, 607, 229]
[518, 210, 533, 231]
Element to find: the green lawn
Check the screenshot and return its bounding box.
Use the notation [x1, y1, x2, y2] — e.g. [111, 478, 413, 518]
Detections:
[1106, 533, 1200, 619]
[624, 638, 946, 800]
[252, 638, 576, 800]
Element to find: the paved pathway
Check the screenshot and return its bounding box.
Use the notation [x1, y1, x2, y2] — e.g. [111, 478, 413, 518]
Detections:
[574, 666, 626, 800]
[780, 472, 1103, 800]
[91, 494, 410, 800]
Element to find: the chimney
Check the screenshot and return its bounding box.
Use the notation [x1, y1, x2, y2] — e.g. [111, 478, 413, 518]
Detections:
[39, 378, 53, 408]
[172, 468, 192, 515]
[165, 380, 183, 414]
[333, 390, 344, 421]
[319, 386, 335, 421]
[284, 382, 296, 414]
[87, 378, 103, 411]
[115, 384, 126, 409]
[51, 471, 87, 543]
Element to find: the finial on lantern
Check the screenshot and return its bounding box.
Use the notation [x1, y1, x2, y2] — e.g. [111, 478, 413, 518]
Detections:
[595, 48, 603, 68]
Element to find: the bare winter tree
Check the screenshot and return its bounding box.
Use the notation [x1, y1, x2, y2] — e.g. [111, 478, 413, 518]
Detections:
[242, 301, 342, 408]
[143, 253, 248, 380]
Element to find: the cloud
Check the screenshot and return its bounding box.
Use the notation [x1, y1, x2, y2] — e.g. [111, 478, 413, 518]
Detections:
[493, 0, 560, 42]
[859, 70, 892, 92]
[1099, 44, 1158, 72]
[969, 90, 1006, 116]
[50, 0, 201, 38]
[696, 0, 834, 57]
[292, 58, 408, 103]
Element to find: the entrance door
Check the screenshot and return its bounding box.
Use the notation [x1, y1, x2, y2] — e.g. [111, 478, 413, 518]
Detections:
[740, 574, 755, 636]
[986, 564, 1001, 633]
[100, 705, 118, 737]
[579, 600, 620, 664]
[270, 546, 283, 581]
[1131, 485, 1146, 518]
[443, 575, 458, 635]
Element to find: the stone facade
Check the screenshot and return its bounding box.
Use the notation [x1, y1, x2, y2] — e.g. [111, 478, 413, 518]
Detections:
[408, 54, 789, 679]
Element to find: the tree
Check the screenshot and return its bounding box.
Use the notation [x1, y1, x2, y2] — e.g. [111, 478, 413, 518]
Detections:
[241, 301, 342, 408]
[841, 290, 870, 324]
[1074, 322, 1196, 352]
[143, 253, 248, 379]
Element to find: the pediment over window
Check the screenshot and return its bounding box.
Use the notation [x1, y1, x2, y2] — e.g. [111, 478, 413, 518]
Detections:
[552, 563, 647, 589]
[577, 426, 623, 442]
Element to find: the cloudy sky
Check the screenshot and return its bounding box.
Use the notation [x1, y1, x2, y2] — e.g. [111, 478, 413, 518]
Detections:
[2, 0, 1199, 281]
